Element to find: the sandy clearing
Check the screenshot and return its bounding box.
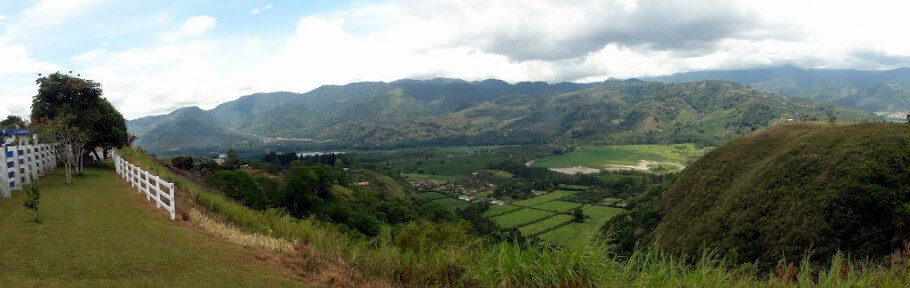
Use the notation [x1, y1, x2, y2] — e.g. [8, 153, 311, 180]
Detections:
[548, 160, 686, 175]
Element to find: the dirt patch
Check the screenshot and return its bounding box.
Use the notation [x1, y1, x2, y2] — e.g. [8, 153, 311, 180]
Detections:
[548, 166, 601, 174]
[548, 160, 686, 175]
[603, 160, 685, 173]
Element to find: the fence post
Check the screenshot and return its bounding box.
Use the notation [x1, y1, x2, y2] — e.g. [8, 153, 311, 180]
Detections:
[168, 182, 176, 220]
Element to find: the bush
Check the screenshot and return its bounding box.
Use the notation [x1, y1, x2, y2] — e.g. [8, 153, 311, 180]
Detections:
[206, 171, 269, 210]
[171, 155, 194, 170]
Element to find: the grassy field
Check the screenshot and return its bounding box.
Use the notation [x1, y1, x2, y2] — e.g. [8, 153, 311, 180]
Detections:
[491, 209, 555, 229]
[518, 215, 573, 236]
[531, 200, 582, 212]
[417, 191, 449, 200]
[538, 206, 626, 246]
[513, 190, 577, 207]
[530, 144, 710, 168]
[431, 197, 468, 207]
[481, 204, 521, 217]
[0, 164, 303, 287]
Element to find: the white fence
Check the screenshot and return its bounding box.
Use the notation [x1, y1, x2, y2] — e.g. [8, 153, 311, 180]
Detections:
[112, 151, 176, 220]
[0, 143, 58, 198]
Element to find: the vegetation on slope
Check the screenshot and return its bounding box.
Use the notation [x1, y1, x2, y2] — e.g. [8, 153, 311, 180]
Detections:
[656, 122, 910, 266]
[649, 65, 910, 112]
[0, 165, 302, 287]
[117, 146, 910, 287]
[130, 78, 876, 155]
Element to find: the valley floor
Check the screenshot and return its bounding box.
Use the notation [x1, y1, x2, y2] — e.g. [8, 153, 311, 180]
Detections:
[0, 163, 306, 287]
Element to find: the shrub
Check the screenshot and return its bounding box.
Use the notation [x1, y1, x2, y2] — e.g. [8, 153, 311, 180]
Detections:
[171, 155, 194, 170]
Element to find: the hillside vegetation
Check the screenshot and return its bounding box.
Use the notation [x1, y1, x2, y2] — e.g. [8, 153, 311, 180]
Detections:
[117, 146, 910, 287]
[129, 79, 875, 155]
[649, 66, 910, 112]
[656, 122, 910, 265]
[0, 165, 302, 287]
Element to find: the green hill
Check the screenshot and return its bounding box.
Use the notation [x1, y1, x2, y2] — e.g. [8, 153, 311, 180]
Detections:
[649, 66, 910, 112]
[655, 122, 910, 265]
[129, 78, 876, 155]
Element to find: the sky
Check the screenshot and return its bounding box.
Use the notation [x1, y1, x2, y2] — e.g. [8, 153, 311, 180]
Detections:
[2, 0, 910, 120]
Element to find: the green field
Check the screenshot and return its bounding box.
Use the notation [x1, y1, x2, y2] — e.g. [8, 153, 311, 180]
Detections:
[599, 197, 623, 206]
[418, 191, 449, 200]
[531, 200, 582, 212]
[491, 209, 555, 229]
[530, 144, 710, 168]
[518, 215, 573, 236]
[431, 197, 468, 207]
[0, 164, 302, 287]
[513, 190, 577, 207]
[537, 205, 626, 246]
[481, 204, 521, 217]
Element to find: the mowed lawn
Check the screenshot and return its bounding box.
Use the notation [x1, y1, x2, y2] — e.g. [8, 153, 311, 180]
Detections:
[0, 164, 304, 287]
[530, 144, 710, 168]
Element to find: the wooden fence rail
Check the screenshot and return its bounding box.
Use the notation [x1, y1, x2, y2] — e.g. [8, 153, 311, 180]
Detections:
[112, 151, 176, 220]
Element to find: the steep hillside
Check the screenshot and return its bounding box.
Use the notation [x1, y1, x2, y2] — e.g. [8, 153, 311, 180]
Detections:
[134, 107, 247, 153]
[648, 66, 910, 112]
[656, 122, 910, 265]
[129, 78, 876, 155]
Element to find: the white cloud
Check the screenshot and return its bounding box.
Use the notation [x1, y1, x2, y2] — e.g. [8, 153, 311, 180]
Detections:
[161, 15, 216, 41]
[14, 0, 909, 120]
[72, 49, 105, 62]
[243, 37, 261, 50]
[4, 0, 106, 37]
[0, 15, 7, 22]
[250, 4, 273, 15]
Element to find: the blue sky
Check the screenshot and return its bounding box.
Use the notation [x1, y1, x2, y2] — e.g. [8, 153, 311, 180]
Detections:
[2, 0, 909, 119]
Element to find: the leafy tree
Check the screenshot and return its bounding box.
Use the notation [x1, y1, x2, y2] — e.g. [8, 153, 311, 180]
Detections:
[0, 115, 26, 129]
[171, 155, 194, 170]
[35, 114, 86, 184]
[572, 207, 585, 223]
[22, 181, 41, 223]
[253, 176, 284, 207]
[205, 171, 269, 210]
[31, 72, 127, 171]
[224, 149, 242, 168]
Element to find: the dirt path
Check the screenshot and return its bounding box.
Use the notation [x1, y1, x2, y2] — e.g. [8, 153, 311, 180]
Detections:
[548, 160, 686, 175]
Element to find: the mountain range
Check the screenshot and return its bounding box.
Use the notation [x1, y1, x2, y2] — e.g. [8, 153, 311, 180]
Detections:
[128, 77, 876, 155]
[647, 66, 910, 112]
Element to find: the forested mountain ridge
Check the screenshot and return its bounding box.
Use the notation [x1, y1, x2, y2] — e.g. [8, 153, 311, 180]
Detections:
[129, 78, 876, 155]
[647, 66, 910, 112]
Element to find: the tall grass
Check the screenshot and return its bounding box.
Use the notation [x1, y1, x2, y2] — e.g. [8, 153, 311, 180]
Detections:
[116, 147, 910, 287]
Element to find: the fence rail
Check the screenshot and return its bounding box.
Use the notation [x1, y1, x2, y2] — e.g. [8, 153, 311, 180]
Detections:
[113, 151, 176, 220]
[0, 143, 58, 198]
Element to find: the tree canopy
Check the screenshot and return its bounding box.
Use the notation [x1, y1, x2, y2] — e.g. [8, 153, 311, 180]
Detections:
[31, 72, 128, 150]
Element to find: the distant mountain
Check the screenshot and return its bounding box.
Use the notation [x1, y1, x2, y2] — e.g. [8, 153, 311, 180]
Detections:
[129, 78, 876, 155]
[647, 66, 910, 112]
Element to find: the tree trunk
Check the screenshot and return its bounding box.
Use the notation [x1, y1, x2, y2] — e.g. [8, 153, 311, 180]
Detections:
[93, 149, 102, 161]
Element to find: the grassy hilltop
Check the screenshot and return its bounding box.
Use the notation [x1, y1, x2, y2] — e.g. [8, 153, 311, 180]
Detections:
[657, 122, 910, 265]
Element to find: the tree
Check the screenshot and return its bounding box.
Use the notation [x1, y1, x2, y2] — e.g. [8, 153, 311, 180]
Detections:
[35, 114, 86, 184]
[31, 72, 128, 172]
[224, 149, 241, 169]
[171, 156, 194, 170]
[205, 171, 269, 210]
[22, 181, 41, 223]
[0, 115, 26, 129]
[572, 207, 585, 223]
